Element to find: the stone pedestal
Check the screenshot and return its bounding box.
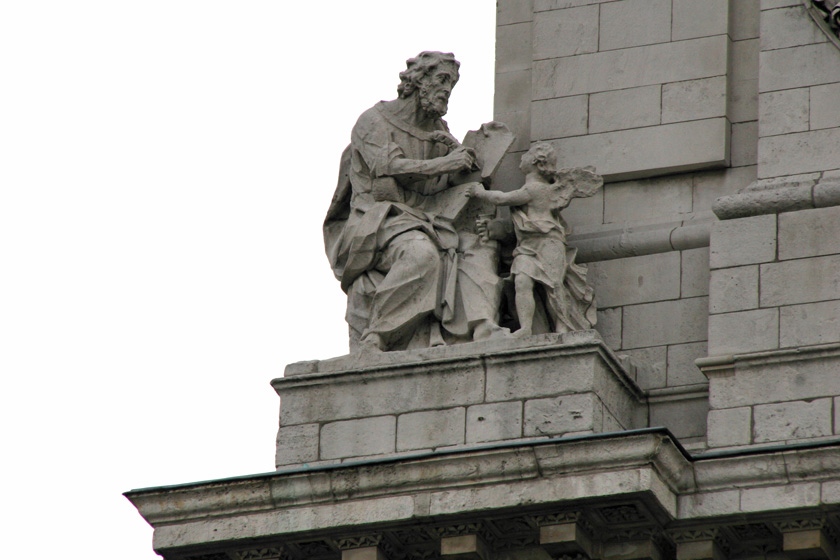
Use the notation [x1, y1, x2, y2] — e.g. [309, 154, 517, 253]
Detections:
[273, 331, 645, 468]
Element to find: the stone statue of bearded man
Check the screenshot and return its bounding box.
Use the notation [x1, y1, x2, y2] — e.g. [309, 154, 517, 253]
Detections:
[324, 51, 508, 352]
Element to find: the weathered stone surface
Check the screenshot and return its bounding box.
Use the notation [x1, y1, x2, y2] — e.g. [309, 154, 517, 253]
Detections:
[320, 416, 396, 460]
[275, 423, 320, 467]
[709, 214, 776, 269]
[603, 175, 693, 224]
[759, 127, 840, 178]
[496, 22, 532, 74]
[740, 482, 821, 512]
[731, 120, 758, 167]
[780, 300, 840, 347]
[662, 76, 727, 124]
[596, 307, 622, 350]
[667, 342, 709, 386]
[397, 408, 465, 451]
[590, 85, 661, 133]
[693, 166, 757, 211]
[760, 42, 840, 93]
[649, 396, 708, 438]
[727, 39, 759, 123]
[778, 205, 840, 259]
[730, 0, 761, 41]
[678, 489, 741, 518]
[623, 345, 667, 390]
[588, 252, 681, 308]
[754, 398, 833, 443]
[466, 401, 523, 443]
[534, 36, 728, 99]
[758, 88, 810, 136]
[760, 254, 840, 306]
[495, 69, 532, 115]
[564, 187, 604, 229]
[707, 407, 752, 447]
[599, 0, 672, 51]
[681, 248, 711, 298]
[810, 82, 840, 131]
[533, 5, 599, 59]
[760, 4, 827, 51]
[498, 0, 534, 25]
[524, 393, 603, 436]
[708, 308, 778, 355]
[622, 297, 709, 349]
[551, 119, 729, 182]
[531, 95, 588, 141]
[709, 265, 759, 313]
[672, 0, 728, 40]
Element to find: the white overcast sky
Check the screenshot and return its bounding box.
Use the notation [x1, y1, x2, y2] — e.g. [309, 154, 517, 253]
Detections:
[1, 1, 495, 558]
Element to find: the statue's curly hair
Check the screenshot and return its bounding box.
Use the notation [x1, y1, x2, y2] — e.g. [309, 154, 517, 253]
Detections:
[525, 142, 559, 180]
[398, 51, 460, 98]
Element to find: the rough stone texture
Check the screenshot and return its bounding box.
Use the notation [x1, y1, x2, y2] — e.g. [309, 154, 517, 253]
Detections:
[320, 416, 396, 460]
[524, 393, 601, 436]
[622, 345, 667, 390]
[759, 128, 840, 178]
[587, 252, 681, 308]
[760, 254, 840, 307]
[531, 95, 589, 141]
[533, 5, 599, 59]
[650, 396, 708, 439]
[810, 82, 840, 130]
[740, 482, 821, 512]
[681, 247, 711, 298]
[753, 398, 833, 443]
[709, 214, 776, 269]
[778, 205, 840, 259]
[599, 0, 672, 51]
[590, 85, 661, 133]
[780, 301, 840, 347]
[622, 297, 709, 349]
[667, 342, 708, 386]
[603, 175, 693, 224]
[275, 423, 320, 467]
[662, 76, 727, 124]
[760, 4, 827, 51]
[596, 307, 622, 350]
[708, 308, 779, 356]
[693, 166, 757, 211]
[709, 265, 759, 313]
[707, 407, 752, 447]
[397, 408, 465, 451]
[758, 88, 810, 136]
[759, 42, 840, 93]
[466, 401, 523, 443]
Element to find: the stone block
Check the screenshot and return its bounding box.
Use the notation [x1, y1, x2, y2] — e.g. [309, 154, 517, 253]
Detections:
[708, 353, 840, 408]
[441, 534, 489, 560]
[484, 353, 597, 401]
[707, 308, 778, 355]
[604, 175, 693, 223]
[599, 0, 672, 51]
[779, 205, 840, 260]
[728, 38, 759, 124]
[649, 396, 708, 439]
[740, 482, 821, 512]
[564, 187, 604, 229]
[731, 120, 758, 167]
[494, 69, 531, 115]
[759, 128, 840, 178]
[678, 489, 741, 518]
[693, 166, 757, 211]
[667, 342, 708, 386]
[466, 401, 523, 444]
[320, 416, 396, 460]
[498, 0, 534, 25]
[623, 345, 667, 390]
[760, 4, 827, 51]
[760, 254, 840, 307]
[709, 214, 776, 270]
[672, 0, 729, 40]
[590, 85, 661, 133]
[495, 110, 530, 152]
[780, 301, 840, 347]
[709, 265, 759, 313]
[662, 76, 727, 124]
[681, 248, 710, 298]
[496, 22, 532, 74]
[596, 307, 622, 350]
[275, 423, 320, 467]
[707, 407, 752, 447]
[533, 5, 599, 60]
[760, 42, 840, 93]
[758, 88, 809, 137]
[587, 252, 681, 307]
[761, 0, 801, 8]
[397, 408, 465, 452]
[754, 398, 832, 443]
[343, 548, 388, 560]
[531, 95, 588, 141]
[730, 0, 761, 40]
[524, 393, 604, 436]
[533, 36, 728, 98]
[810, 82, 840, 131]
[551, 118, 730, 182]
[622, 297, 709, 349]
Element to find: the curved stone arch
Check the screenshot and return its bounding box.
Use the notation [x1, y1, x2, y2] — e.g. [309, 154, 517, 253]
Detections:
[804, 0, 840, 49]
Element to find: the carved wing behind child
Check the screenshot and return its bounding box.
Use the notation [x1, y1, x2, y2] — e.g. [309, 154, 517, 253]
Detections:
[554, 166, 604, 199]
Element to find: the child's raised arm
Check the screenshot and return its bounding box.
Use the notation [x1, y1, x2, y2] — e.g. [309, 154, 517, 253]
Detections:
[465, 184, 532, 206]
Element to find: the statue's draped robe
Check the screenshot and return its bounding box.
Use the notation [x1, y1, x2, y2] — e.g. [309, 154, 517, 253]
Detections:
[324, 102, 501, 349]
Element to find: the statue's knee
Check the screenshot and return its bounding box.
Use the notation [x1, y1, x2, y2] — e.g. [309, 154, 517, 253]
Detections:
[515, 275, 534, 292]
[403, 239, 440, 271]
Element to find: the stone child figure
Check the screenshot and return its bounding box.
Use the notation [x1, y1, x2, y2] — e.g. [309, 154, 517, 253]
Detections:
[466, 142, 601, 337]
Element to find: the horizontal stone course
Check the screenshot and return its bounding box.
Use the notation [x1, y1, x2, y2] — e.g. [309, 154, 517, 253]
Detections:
[466, 401, 523, 443]
[587, 252, 681, 308]
[533, 4, 599, 60]
[320, 416, 396, 460]
[496, 22, 532, 74]
[760, 42, 840, 93]
[780, 301, 840, 347]
[760, 254, 840, 307]
[707, 407, 752, 447]
[590, 85, 661, 133]
[758, 88, 809, 137]
[603, 174, 693, 224]
[759, 127, 840, 178]
[778, 205, 840, 260]
[667, 341, 708, 386]
[753, 398, 833, 443]
[672, 0, 728, 41]
[622, 297, 709, 349]
[524, 393, 601, 436]
[531, 95, 588, 141]
[709, 214, 776, 269]
[759, 4, 827, 51]
[397, 408, 465, 451]
[662, 76, 727, 124]
[707, 307, 778, 356]
[709, 265, 759, 313]
[598, 0, 671, 51]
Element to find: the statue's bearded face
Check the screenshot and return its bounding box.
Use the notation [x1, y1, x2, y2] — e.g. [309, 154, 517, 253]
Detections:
[418, 65, 458, 118]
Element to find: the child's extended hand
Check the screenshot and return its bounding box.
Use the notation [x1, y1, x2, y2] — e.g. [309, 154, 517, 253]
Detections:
[465, 183, 486, 198]
[475, 217, 491, 242]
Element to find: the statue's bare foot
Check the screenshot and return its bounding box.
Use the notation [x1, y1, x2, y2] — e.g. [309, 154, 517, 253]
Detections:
[513, 328, 533, 338]
[358, 333, 385, 353]
[430, 321, 446, 347]
[474, 320, 511, 341]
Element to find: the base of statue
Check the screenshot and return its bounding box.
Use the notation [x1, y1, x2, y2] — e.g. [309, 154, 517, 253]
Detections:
[273, 330, 645, 468]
